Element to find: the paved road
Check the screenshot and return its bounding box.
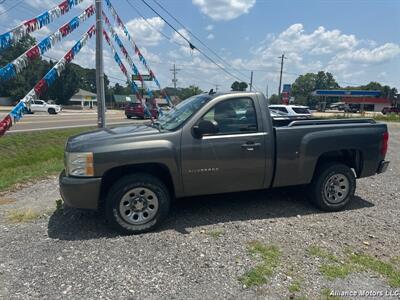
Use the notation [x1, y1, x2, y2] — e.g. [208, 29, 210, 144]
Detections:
[0, 110, 146, 133]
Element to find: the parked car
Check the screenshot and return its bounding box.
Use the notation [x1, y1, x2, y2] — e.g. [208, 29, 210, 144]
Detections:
[269, 104, 311, 118]
[60, 91, 389, 234]
[382, 107, 400, 115]
[29, 100, 61, 114]
[125, 102, 158, 119]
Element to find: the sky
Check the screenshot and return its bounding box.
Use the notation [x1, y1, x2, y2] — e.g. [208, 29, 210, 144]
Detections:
[0, 0, 399, 95]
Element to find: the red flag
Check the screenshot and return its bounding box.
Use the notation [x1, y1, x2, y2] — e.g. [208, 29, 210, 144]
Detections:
[59, 24, 71, 37]
[64, 50, 74, 63]
[34, 79, 48, 96]
[24, 19, 37, 33]
[26, 46, 40, 61]
[59, 1, 69, 14]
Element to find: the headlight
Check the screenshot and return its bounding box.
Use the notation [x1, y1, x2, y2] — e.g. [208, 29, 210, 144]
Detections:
[65, 152, 94, 177]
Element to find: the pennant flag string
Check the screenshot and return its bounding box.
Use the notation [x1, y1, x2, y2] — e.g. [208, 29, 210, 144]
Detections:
[0, 4, 95, 82]
[0, 25, 96, 138]
[102, 12, 154, 101]
[0, 0, 85, 52]
[104, 0, 173, 107]
[102, 29, 153, 120]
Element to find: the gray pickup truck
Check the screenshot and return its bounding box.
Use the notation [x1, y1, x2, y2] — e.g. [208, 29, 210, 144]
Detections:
[60, 91, 389, 234]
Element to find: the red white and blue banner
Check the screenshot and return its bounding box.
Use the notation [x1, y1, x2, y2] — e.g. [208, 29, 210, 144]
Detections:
[102, 12, 155, 101]
[104, 0, 173, 106]
[0, 25, 96, 137]
[0, 5, 95, 82]
[102, 29, 152, 118]
[0, 0, 86, 52]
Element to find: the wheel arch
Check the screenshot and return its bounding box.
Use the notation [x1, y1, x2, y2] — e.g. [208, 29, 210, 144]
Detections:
[100, 163, 175, 208]
[314, 149, 363, 179]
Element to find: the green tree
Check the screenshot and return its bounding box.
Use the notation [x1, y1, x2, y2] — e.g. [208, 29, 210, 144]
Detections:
[291, 71, 340, 106]
[268, 94, 281, 104]
[231, 81, 248, 91]
[178, 85, 203, 100]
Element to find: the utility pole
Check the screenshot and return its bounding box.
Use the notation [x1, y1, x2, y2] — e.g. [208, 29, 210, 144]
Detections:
[95, 0, 106, 128]
[215, 84, 219, 92]
[170, 64, 181, 89]
[266, 84, 269, 99]
[278, 54, 286, 96]
[249, 71, 254, 91]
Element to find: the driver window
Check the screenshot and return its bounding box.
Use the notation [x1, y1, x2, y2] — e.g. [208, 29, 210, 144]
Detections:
[201, 98, 257, 135]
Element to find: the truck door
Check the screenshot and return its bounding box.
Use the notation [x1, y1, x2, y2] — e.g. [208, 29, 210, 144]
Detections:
[181, 97, 267, 196]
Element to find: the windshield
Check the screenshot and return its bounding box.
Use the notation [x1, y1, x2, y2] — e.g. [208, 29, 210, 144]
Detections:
[156, 94, 212, 131]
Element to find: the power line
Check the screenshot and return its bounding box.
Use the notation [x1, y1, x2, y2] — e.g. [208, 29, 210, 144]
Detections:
[151, 0, 255, 86]
[138, 0, 253, 89]
[0, 0, 25, 17]
[124, 0, 182, 47]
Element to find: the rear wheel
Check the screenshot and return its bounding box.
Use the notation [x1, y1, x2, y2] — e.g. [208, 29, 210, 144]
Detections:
[309, 163, 356, 211]
[126, 115, 132, 119]
[105, 173, 170, 234]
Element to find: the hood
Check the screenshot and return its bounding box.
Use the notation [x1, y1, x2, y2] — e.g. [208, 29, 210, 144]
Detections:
[66, 124, 160, 152]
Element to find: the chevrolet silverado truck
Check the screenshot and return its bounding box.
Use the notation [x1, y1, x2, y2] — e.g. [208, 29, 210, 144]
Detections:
[60, 91, 390, 234]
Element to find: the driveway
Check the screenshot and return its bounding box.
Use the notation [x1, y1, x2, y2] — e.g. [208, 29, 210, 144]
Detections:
[0, 124, 399, 299]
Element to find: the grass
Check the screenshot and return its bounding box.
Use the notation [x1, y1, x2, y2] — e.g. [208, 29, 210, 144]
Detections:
[308, 245, 400, 287]
[307, 246, 338, 262]
[316, 112, 400, 122]
[7, 208, 42, 223]
[239, 241, 281, 287]
[206, 229, 225, 239]
[0, 127, 91, 191]
[288, 280, 302, 293]
[319, 263, 357, 280]
[348, 252, 400, 287]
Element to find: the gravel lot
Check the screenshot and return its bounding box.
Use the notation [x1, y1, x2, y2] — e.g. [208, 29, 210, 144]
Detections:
[0, 123, 399, 299]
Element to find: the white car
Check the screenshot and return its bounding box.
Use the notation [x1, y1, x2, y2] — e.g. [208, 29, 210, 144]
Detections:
[269, 105, 311, 118]
[29, 100, 61, 115]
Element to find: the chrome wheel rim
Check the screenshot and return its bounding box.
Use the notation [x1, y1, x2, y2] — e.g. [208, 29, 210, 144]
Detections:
[323, 174, 350, 204]
[119, 187, 159, 225]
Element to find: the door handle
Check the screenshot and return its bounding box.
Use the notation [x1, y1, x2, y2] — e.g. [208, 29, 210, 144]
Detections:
[241, 142, 261, 151]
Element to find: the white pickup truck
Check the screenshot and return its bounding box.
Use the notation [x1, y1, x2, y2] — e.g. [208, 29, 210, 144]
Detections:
[29, 100, 61, 115]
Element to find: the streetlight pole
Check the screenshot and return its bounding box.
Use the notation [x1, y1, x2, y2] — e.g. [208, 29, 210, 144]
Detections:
[95, 0, 106, 128]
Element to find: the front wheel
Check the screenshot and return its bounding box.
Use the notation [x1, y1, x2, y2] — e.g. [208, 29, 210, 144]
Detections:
[48, 108, 56, 114]
[105, 173, 170, 234]
[309, 163, 356, 211]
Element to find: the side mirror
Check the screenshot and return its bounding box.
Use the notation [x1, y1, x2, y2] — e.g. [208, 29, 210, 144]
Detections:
[193, 120, 219, 138]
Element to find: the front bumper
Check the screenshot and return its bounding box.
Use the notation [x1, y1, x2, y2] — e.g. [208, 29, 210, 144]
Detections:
[377, 160, 390, 174]
[59, 170, 102, 210]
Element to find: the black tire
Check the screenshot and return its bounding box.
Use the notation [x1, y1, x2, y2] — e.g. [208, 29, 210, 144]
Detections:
[105, 173, 170, 234]
[48, 108, 56, 114]
[309, 163, 356, 211]
[126, 115, 132, 119]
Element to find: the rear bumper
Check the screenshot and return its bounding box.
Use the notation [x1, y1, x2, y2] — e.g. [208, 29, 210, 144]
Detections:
[377, 160, 390, 174]
[125, 111, 144, 118]
[59, 170, 101, 210]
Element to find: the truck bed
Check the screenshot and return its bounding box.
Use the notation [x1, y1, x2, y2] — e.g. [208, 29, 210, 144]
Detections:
[272, 119, 387, 187]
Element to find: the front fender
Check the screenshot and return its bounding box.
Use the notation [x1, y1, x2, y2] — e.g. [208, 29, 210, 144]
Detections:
[93, 139, 182, 195]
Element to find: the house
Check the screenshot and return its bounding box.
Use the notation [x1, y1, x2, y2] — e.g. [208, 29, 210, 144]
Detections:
[69, 89, 97, 109]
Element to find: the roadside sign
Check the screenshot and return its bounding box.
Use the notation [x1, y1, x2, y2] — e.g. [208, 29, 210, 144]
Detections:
[132, 74, 153, 81]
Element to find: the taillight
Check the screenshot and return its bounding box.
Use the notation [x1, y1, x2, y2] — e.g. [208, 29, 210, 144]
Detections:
[381, 131, 389, 157]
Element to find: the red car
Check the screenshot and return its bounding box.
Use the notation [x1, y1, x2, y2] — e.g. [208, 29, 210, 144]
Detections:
[125, 102, 158, 119]
[382, 107, 400, 115]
